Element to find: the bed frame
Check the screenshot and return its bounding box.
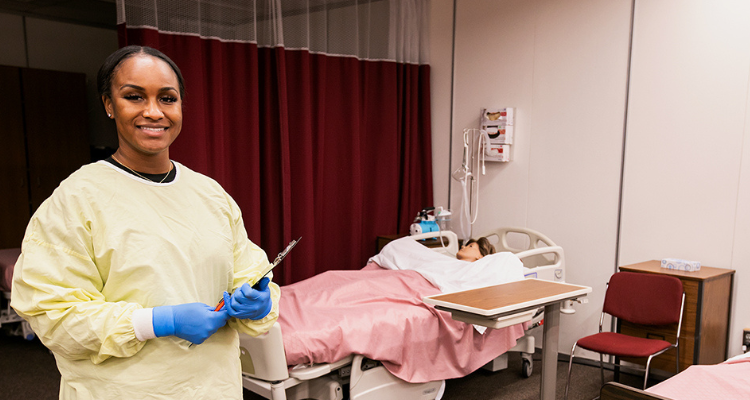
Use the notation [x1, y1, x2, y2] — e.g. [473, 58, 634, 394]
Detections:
[599, 382, 672, 400]
[1, 292, 35, 340]
[239, 228, 567, 400]
[0, 248, 35, 340]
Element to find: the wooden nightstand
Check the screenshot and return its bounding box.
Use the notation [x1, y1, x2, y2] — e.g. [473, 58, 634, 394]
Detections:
[618, 260, 734, 372]
[376, 234, 406, 253]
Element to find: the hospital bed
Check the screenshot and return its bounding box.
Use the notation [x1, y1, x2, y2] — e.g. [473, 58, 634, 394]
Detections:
[599, 352, 750, 400]
[239, 227, 567, 400]
[0, 248, 34, 340]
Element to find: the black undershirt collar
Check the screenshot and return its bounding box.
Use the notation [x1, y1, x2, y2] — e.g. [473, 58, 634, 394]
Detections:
[105, 156, 176, 183]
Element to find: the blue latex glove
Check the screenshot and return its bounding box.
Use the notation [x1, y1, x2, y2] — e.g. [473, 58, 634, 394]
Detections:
[222, 277, 273, 320]
[153, 303, 229, 344]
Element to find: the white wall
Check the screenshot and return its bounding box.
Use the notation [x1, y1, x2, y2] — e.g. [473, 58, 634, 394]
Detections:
[0, 13, 119, 149]
[620, 0, 750, 358]
[431, 0, 750, 361]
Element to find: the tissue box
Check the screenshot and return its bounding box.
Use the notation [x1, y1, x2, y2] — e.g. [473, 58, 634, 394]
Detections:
[661, 258, 701, 272]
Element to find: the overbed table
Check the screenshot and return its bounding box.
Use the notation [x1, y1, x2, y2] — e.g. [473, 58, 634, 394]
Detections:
[423, 279, 591, 400]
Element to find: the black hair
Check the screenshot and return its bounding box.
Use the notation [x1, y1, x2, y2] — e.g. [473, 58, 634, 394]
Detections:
[96, 45, 185, 100]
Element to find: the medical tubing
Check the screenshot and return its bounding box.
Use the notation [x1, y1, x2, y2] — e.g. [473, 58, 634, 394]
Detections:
[452, 129, 471, 183]
[459, 178, 471, 239]
[463, 130, 470, 169]
[436, 221, 448, 251]
[454, 128, 484, 239]
[470, 131, 482, 225]
[481, 130, 487, 175]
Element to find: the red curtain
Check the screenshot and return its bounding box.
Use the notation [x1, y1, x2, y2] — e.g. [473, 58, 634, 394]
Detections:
[119, 27, 433, 284]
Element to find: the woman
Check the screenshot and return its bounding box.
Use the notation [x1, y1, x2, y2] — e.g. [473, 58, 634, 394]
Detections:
[456, 237, 496, 262]
[11, 46, 279, 399]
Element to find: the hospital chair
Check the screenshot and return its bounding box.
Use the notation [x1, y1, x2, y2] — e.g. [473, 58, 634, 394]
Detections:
[239, 228, 567, 400]
[564, 272, 684, 399]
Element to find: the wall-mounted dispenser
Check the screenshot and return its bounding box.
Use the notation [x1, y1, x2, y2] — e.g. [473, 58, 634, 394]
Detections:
[480, 108, 514, 162]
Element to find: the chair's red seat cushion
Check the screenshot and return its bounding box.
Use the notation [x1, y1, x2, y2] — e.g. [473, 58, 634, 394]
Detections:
[577, 332, 672, 358]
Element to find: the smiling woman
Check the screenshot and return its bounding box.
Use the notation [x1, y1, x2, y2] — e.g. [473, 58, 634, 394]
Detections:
[98, 46, 184, 177]
[10, 45, 282, 399]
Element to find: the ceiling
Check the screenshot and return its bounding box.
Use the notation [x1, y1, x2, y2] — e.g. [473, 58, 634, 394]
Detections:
[0, 0, 117, 29]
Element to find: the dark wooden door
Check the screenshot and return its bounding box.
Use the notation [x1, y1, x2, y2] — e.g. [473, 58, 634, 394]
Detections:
[0, 66, 90, 249]
[0, 66, 30, 249]
[22, 68, 90, 212]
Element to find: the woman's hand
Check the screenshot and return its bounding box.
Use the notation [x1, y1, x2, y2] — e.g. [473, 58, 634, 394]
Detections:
[222, 278, 273, 320]
[152, 303, 230, 344]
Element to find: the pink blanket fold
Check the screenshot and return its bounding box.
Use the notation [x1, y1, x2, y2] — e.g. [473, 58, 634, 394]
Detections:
[0, 248, 21, 292]
[279, 262, 526, 383]
[647, 356, 750, 399]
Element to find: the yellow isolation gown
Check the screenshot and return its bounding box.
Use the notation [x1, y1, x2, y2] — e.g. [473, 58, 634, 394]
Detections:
[11, 161, 280, 399]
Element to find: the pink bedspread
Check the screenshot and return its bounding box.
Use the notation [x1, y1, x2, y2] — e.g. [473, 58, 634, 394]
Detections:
[279, 262, 527, 383]
[0, 248, 21, 292]
[647, 354, 750, 399]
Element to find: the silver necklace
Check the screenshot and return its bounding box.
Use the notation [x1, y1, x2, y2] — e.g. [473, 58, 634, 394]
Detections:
[111, 154, 173, 183]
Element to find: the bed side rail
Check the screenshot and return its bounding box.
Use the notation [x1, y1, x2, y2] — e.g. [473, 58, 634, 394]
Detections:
[516, 246, 565, 281]
[484, 227, 557, 253]
[239, 322, 290, 382]
[516, 245, 576, 314]
[409, 230, 459, 256]
[481, 227, 561, 270]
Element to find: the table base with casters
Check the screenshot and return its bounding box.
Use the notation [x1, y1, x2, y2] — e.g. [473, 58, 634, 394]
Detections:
[424, 279, 592, 400]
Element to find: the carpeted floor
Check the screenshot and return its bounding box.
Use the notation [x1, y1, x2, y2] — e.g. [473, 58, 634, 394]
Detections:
[1, 331, 61, 399]
[439, 351, 650, 400]
[1, 331, 656, 400]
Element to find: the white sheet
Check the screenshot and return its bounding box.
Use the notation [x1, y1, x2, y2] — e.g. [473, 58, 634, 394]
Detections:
[724, 351, 750, 363]
[370, 236, 525, 294]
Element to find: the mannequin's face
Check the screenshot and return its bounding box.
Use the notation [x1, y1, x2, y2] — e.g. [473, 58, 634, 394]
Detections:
[457, 242, 483, 262]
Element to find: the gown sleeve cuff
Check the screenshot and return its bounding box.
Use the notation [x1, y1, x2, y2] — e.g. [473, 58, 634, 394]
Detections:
[132, 308, 156, 341]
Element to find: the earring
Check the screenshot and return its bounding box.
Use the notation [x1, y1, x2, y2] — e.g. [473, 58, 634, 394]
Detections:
[108, 113, 112, 118]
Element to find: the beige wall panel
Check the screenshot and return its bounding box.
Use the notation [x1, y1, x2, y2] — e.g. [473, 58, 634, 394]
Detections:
[25, 18, 118, 148]
[620, 1, 750, 266]
[442, 0, 632, 354]
[25, 18, 116, 74]
[0, 13, 27, 67]
[730, 88, 750, 356]
[430, 0, 455, 209]
[527, 0, 632, 353]
[621, 0, 750, 357]
[451, 0, 537, 235]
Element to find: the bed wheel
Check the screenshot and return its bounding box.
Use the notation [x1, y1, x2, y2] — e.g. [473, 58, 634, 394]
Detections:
[22, 321, 35, 341]
[522, 358, 532, 378]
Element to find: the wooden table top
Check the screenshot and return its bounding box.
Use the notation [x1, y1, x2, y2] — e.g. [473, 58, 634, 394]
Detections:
[423, 279, 591, 318]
